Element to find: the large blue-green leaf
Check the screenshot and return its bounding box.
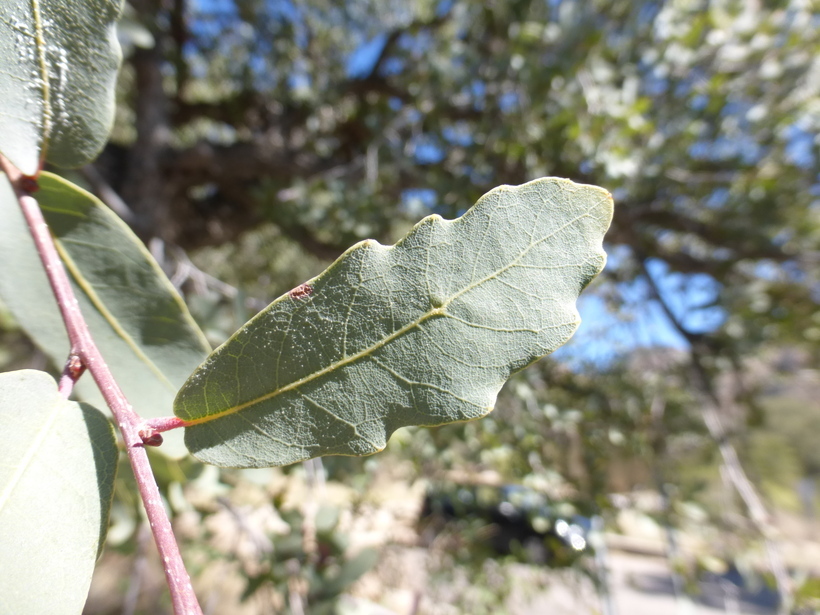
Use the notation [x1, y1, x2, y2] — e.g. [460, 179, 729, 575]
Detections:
[0, 172, 210, 457]
[175, 178, 613, 467]
[0, 0, 122, 174]
[0, 369, 117, 614]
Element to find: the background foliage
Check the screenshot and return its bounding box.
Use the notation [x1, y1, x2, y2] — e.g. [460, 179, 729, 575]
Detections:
[3, 0, 820, 612]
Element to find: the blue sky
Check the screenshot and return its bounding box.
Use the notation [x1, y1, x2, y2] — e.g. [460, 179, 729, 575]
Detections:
[187, 1, 732, 366]
[352, 30, 720, 364]
[554, 259, 711, 367]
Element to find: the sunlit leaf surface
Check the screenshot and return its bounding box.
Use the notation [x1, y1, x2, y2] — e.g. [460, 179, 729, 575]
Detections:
[0, 369, 117, 614]
[176, 178, 613, 467]
[0, 0, 122, 174]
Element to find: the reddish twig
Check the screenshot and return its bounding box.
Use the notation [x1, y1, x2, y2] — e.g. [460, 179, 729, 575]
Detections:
[0, 156, 203, 615]
[137, 416, 189, 448]
[57, 353, 85, 398]
[142, 416, 188, 433]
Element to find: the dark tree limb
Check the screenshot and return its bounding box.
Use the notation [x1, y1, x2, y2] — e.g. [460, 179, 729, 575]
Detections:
[169, 0, 189, 102]
[120, 5, 173, 240]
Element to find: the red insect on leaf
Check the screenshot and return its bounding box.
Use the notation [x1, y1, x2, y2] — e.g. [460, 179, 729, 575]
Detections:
[288, 283, 313, 300]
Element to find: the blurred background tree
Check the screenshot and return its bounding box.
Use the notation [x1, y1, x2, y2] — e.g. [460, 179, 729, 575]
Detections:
[5, 0, 820, 612]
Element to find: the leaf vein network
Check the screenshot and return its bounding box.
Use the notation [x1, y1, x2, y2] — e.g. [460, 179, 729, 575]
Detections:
[0, 18, 36, 37]
[369, 356, 487, 409]
[298, 392, 379, 450]
[234, 411, 302, 449]
[441, 213, 589, 308]
[183, 210, 594, 424]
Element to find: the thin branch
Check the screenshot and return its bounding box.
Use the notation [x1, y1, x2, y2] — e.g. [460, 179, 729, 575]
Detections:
[169, 0, 190, 101]
[142, 416, 187, 434]
[638, 256, 793, 613]
[216, 497, 273, 557]
[639, 259, 699, 346]
[0, 156, 203, 615]
[380, 13, 450, 76]
[80, 164, 136, 224]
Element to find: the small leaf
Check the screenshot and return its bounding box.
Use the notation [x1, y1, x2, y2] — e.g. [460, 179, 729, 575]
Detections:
[175, 178, 613, 467]
[334, 548, 379, 588]
[0, 369, 118, 614]
[0, 173, 210, 457]
[318, 548, 379, 598]
[0, 0, 123, 174]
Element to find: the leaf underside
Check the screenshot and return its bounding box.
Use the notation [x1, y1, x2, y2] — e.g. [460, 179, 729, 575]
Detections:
[0, 0, 122, 174]
[175, 177, 613, 468]
[0, 173, 210, 457]
[0, 370, 117, 615]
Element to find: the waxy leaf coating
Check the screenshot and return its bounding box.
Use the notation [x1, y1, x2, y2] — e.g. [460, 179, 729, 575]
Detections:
[0, 0, 122, 174]
[176, 178, 613, 467]
[0, 370, 117, 614]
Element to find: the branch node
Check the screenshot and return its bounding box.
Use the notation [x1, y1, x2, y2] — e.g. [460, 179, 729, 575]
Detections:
[67, 353, 85, 379]
[20, 174, 39, 194]
[137, 429, 164, 447]
[58, 353, 86, 398]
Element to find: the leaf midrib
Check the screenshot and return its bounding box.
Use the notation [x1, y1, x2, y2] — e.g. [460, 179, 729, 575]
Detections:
[31, 0, 51, 160]
[37, 173, 212, 394]
[0, 393, 59, 514]
[52, 237, 177, 391]
[183, 210, 592, 426]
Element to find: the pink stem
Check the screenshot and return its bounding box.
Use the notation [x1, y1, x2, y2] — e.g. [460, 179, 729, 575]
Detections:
[142, 416, 188, 433]
[1, 158, 203, 615]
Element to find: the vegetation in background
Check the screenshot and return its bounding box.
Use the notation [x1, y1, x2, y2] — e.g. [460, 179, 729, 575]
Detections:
[2, 0, 819, 612]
